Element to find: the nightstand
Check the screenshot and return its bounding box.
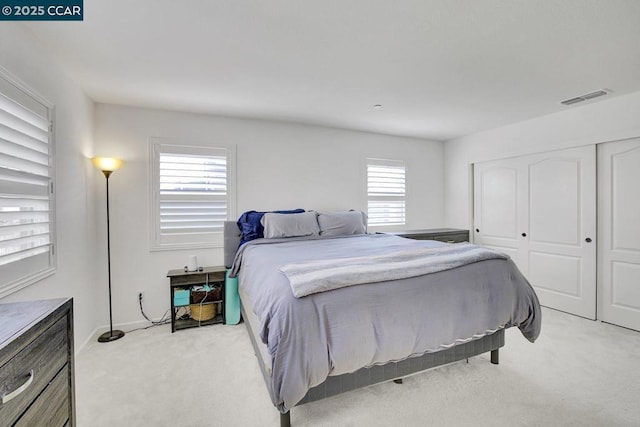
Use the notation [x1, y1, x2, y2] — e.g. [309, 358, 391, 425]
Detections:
[167, 266, 226, 332]
[385, 228, 469, 243]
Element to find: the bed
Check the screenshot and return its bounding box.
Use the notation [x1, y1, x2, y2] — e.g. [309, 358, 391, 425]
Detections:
[224, 213, 541, 427]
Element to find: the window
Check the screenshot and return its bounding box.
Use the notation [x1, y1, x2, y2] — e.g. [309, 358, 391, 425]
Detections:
[150, 140, 236, 250]
[366, 158, 406, 226]
[0, 72, 55, 298]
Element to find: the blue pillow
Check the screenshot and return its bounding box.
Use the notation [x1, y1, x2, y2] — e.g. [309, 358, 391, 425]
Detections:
[237, 209, 305, 245]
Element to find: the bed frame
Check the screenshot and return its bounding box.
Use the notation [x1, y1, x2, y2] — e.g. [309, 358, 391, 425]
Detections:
[223, 221, 503, 427]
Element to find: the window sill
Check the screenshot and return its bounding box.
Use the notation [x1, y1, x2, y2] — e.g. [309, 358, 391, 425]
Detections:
[150, 242, 223, 252]
[0, 267, 56, 299]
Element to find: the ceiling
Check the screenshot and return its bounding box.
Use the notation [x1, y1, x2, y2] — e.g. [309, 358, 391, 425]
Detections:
[25, 0, 640, 141]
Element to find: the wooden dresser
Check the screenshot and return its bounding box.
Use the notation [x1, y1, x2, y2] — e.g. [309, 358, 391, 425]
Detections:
[0, 298, 75, 427]
[384, 228, 469, 243]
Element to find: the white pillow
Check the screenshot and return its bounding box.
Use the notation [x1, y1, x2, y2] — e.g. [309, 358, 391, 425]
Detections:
[317, 211, 367, 236]
[262, 211, 320, 238]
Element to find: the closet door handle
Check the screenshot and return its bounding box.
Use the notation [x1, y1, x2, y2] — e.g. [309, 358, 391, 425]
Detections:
[585, 237, 592, 243]
[521, 233, 527, 237]
[475, 229, 480, 233]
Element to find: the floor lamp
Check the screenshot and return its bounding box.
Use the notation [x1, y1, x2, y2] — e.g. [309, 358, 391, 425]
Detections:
[93, 157, 125, 343]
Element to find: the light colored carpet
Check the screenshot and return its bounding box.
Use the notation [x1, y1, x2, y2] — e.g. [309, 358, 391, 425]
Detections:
[76, 307, 640, 426]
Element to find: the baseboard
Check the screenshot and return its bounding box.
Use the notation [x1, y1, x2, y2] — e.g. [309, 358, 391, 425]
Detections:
[76, 317, 167, 355]
[76, 326, 101, 355]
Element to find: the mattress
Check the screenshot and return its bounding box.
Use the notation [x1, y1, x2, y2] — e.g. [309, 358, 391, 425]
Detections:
[239, 284, 272, 377]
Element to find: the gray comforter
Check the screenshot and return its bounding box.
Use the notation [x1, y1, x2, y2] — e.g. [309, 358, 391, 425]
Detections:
[231, 234, 541, 412]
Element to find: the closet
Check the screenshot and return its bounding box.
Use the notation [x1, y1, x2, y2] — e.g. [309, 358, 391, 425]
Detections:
[473, 139, 640, 331]
[473, 145, 596, 319]
[597, 138, 640, 331]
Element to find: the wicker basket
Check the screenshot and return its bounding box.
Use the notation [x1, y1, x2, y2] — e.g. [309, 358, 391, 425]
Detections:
[190, 303, 216, 321]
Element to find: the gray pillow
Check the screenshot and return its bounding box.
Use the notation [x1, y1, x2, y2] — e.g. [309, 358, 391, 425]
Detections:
[318, 211, 367, 236]
[262, 211, 320, 238]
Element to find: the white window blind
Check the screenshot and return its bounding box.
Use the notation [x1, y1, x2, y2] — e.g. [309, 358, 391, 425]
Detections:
[150, 141, 235, 250]
[0, 73, 55, 297]
[367, 158, 406, 226]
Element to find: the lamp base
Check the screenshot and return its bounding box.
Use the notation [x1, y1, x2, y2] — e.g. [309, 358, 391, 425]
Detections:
[98, 329, 125, 343]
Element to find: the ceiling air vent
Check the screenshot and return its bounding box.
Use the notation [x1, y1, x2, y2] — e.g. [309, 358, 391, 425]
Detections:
[561, 90, 608, 106]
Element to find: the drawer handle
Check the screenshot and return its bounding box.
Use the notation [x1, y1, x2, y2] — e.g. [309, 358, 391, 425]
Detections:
[1, 370, 34, 405]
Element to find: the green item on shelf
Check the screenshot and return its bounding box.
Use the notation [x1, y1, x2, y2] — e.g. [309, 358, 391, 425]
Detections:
[173, 289, 190, 307]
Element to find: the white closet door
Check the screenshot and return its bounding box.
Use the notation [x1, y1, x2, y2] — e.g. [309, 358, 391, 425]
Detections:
[473, 146, 596, 319]
[524, 146, 596, 319]
[473, 160, 526, 270]
[598, 138, 640, 331]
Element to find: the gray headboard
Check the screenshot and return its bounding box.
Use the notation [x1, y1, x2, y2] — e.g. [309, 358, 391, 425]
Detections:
[224, 210, 369, 268]
[224, 221, 241, 269]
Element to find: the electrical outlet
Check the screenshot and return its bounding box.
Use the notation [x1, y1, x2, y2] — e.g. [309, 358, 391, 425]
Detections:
[137, 290, 144, 302]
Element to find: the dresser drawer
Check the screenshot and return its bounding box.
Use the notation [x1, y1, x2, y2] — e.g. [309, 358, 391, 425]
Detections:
[399, 232, 468, 243]
[386, 229, 469, 243]
[0, 316, 68, 426]
[15, 365, 69, 427]
[429, 232, 469, 243]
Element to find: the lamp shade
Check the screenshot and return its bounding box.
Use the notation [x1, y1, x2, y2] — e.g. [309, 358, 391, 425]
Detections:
[92, 157, 123, 172]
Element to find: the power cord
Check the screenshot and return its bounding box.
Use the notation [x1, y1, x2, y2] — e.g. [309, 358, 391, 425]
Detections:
[124, 293, 171, 334]
[138, 292, 168, 325]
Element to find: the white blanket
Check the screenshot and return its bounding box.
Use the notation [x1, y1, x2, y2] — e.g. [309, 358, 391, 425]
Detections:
[279, 243, 508, 298]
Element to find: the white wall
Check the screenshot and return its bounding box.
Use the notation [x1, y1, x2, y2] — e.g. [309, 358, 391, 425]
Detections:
[444, 90, 640, 230]
[94, 103, 444, 325]
[0, 24, 100, 350]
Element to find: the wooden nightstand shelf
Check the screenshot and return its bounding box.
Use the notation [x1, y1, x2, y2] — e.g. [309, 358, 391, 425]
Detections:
[384, 228, 469, 243]
[167, 266, 226, 333]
